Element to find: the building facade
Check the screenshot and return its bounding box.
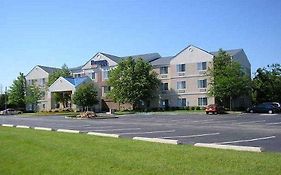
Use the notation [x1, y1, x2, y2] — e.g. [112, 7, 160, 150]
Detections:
[25, 45, 251, 112]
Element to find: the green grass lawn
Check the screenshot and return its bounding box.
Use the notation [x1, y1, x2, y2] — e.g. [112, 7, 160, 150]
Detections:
[1, 127, 281, 175]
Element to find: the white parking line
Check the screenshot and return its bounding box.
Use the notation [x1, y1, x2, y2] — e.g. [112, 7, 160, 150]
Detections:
[234, 120, 266, 125]
[260, 114, 278, 116]
[118, 130, 176, 135]
[214, 136, 276, 144]
[266, 122, 281, 125]
[93, 128, 141, 132]
[160, 132, 220, 139]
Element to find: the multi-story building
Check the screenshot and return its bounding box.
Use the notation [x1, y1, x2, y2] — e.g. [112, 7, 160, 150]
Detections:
[25, 45, 251, 112]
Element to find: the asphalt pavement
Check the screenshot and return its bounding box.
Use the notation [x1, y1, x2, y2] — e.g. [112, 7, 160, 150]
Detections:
[1, 112, 281, 152]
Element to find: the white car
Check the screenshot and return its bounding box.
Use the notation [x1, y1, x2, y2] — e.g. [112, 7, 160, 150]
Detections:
[0, 108, 22, 115]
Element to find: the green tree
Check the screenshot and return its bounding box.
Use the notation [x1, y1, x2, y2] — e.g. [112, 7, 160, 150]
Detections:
[48, 64, 71, 108]
[8, 72, 26, 109]
[0, 94, 8, 110]
[25, 84, 42, 111]
[107, 57, 160, 110]
[72, 82, 99, 111]
[252, 64, 281, 103]
[47, 64, 71, 87]
[207, 49, 251, 110]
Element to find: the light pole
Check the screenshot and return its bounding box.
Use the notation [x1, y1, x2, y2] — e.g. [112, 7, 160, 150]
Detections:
[5, 86, 7, 112]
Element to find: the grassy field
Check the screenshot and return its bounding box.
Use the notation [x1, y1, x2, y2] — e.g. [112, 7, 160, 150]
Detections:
[1, 127, 281, 175]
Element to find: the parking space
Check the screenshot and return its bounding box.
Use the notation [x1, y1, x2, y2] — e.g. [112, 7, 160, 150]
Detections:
[1, 113, 281, 152]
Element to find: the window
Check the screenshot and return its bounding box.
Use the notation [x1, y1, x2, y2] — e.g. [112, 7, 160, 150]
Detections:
[160, 66, 168, 74]
[177, 98, 186, 107]
[102, 69, 109, 80]
[160, 83, 168, 91]
[160, 99, 169, 108]
[198, 97, 208, 106]
[176, 64, 185, 72]
[39, 78, 45, 86]
[103, 86, 111, 93]
[197, 62, 207, 71]
[91, 72, 96, 80]
[198, 79, 207, 88]
[177, 81, 186, 89]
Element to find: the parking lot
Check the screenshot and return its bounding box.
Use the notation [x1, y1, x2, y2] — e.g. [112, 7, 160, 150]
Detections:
[1, 113, 281, 152]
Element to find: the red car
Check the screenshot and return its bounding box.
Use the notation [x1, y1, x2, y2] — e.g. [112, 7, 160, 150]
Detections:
[205, 104, 225, 114]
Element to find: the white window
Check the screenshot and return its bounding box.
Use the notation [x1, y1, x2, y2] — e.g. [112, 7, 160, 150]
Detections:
[198, 79, 207, 88]
[177, 81, 186, 89]
[197, 62, 207, 71]
[177, 98, 186, 107]
[198, 97, 208, 106]
[176, 64, 185, 72]
[91, 72, 96, 80]
[160, 66, 168, 74]
[102, 69, 109, 80]
[160, 83, 168, 91]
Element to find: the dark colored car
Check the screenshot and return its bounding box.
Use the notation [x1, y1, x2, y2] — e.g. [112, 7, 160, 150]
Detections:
[262, 102, 281, 113]
[247, 103, 279, 114]
[205, 104, 225, 114]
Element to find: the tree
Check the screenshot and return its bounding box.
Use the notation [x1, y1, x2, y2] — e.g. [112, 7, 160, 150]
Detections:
[47, 64, 71, 87]
[207, 49, 251, 110]
[252, 64, 281, 103]
[25, 84, 42, 111]
[107, 57, 160, 110]
[8, 72, 26, 109]
[0, 93, 8, 110]
[72, 82, 99, 111]
[48, 64, 71, 108]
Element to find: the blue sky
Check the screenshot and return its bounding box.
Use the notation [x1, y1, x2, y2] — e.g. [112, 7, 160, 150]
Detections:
[0, 0, 280, 91]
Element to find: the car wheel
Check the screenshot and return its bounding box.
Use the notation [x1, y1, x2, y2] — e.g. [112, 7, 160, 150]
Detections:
[206, 112, 209, 114]
[268, 110, 273, 114]
[249, 109, 254, 113]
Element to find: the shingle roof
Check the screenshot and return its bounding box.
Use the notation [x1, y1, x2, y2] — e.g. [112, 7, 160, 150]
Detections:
[100, 53, 122, 63]
[69, 65, 84, 73]
[150, 56, 173, 66]
[64, 77, 90, 87]
[38, 65, 59, 74]
[122, 53, 161, 62]
[210, 49, 243, 57]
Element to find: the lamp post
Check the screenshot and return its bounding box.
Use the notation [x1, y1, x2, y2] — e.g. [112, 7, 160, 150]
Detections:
[5, 86, 7, 112]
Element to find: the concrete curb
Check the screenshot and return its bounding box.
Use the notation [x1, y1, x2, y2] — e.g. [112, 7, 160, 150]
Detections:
[1, 124, 14, 127]
[34, 127, 53, 131]
[16, 125, 30, 129]
[194, 143, 263, 152]
[87, 132, 120, 138]
[133, 137, 181, 145]
[57, 129, 80, 134]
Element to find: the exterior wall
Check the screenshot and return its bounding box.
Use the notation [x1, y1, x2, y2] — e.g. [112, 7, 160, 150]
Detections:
[27, 45, 251, 112]
[153, 45, 214, 108]
[25, 66, 50, 111]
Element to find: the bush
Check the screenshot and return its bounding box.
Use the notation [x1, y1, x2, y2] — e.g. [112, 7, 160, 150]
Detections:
[191, 106, 195, 110]
[196, 106, 201, 110]
[185, 106, 190, 110]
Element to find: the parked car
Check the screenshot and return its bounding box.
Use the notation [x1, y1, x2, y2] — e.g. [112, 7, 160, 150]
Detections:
[0, 108, 23, 115]
[205, 104, 225, 114]
[247, 103, 279, 114]
[261, 102, 281, 112]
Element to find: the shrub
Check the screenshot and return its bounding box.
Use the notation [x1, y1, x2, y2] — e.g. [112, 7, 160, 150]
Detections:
[191, 106, 195, 110]
[185, 106, 190, 110]
[196, 106, 201, 110]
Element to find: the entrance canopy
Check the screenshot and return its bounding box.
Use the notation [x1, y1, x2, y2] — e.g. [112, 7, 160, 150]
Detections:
[49, 76, 91, 93]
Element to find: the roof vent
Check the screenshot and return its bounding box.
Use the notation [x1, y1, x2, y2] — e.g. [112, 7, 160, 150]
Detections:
[189, 48, 193, 52]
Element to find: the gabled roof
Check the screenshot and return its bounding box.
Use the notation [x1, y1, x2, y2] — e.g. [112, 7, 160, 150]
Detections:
[150, 56, 174, 66]
[37, 65, 59, 74]
[122, 53, 161, 62]
[69, 65, 84, 73]
[174, 44, 213, 58]
[100, 52, 122, 63]
[64, 77, 91, 87]
[210, 49, 243, 57]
